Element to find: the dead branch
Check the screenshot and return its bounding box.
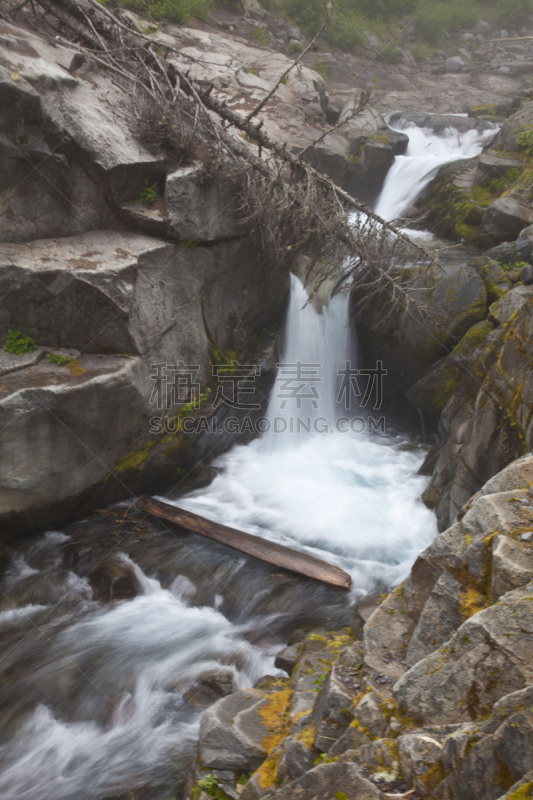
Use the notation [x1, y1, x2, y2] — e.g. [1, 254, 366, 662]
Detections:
[8, 0, 438, 327]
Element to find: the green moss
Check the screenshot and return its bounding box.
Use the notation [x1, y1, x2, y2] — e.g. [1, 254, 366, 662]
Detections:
[471, 184, 493, 208]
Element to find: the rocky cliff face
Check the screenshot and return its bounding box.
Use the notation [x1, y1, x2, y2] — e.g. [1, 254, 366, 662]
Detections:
[0, 18, 298, 536]
[187, 455, 533, 800]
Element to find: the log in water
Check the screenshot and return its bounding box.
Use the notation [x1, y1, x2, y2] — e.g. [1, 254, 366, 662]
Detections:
[136, 496, 352, 589]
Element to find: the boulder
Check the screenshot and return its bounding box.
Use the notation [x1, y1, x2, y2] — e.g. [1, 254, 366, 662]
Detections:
[165, 162, 244, 241]
[198, 689, 271, 771]
[488, 285, 533, 325]
[268, 762, 385, 800]
[444, 56, 466, 73]
[481, 198, 533, 245]
[394, 585, 533, 725]
[356, 263, 487, 393]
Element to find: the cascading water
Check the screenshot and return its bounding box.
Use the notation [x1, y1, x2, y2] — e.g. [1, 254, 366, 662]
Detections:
[0, 115, 493, 800]
[375, 118, 498, 223]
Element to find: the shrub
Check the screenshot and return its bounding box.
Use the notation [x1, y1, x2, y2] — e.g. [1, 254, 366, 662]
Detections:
[3, 329, 36, 355]
[376, 42, 401, 63]
[139, 179, 158, 204]
[516, 125, 533, 157]
[47, 352, 71, 366]
[118, 0, 213, 24]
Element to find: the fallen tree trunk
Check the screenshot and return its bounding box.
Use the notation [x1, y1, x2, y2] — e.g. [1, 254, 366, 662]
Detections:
[136, 496, 352, 590]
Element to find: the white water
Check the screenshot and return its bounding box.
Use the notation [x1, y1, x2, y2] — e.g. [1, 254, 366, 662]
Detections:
[0, 115, 492, 800]
[375, 119, 497, 222]
[176, 273, 436, 595]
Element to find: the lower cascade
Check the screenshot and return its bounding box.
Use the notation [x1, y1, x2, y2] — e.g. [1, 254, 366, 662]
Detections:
[0, 115, 505, 800]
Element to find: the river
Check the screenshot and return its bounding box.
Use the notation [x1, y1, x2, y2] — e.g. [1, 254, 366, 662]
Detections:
[0, 115, 496, 800]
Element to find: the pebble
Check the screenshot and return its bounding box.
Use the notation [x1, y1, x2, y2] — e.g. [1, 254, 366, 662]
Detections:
[520, 532, 533, 542]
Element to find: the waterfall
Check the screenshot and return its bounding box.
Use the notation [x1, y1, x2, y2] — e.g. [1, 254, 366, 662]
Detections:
[262, 274, 352, 445]
[375, 118, 498, 223]
[0, 114, 496, 800]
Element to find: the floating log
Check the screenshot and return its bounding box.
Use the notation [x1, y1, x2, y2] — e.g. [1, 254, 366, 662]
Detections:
[136, 496, 352, 590]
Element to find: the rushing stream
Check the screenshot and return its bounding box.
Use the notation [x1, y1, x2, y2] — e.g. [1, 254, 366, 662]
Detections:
[0, 116, 495, 800]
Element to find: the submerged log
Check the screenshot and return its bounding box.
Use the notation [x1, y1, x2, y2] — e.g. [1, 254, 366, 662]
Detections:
[136, 496, 352, 590]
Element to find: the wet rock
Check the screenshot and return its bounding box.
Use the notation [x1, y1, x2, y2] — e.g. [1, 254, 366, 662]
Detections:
[422, 306, 533, 530]
[88, 556, 140, 602]
[356, 263, 487, 392]
[185, 668, 237, 708]
[275, 644, 301, 675]
[346, 131, 408, 205]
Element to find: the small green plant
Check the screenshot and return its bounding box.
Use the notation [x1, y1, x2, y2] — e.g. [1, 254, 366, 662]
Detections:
[488, 168, 521, 195]
[47, 352, 71, 366]
[516, 125, 533, 157]
[376, 42, 401, 63]
[138, 179, 158, 205]
[3, 328, 36, 355]
[312, 671, 328, 692]
[194, 773, 226, 800]
[252, 27, 270, 45]
[501, 261, 530, 272]
[237, 773, 250, 786]
[311, 60, 330, 83]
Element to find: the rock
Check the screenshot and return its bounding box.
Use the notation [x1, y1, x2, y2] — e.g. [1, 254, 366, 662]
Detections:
[276, 730, 317, 783]
[313, 663, 357, 750]
[519, 264, 533, 284]
[198, 689, 271, 771]
[470, 257, 510, 301]
[481, 198, 533, 245]
[268, 762, 385, 800]
[393, 585, 533, 725]
[185, 668, 237, 708]
[518, 224, 533, 240]
[300, 134, 350, 187]
[352, 691, 388, 740]
[405, 571, 463, 665]
[356, 263, 487, 393]
[434, 706, 533, 800]
[488, 285, 533, 325]
[0, 225, 289, 535]
[475, 152, 524, 185]
[87, 555, 140, 602]
[398, 732, 443, 796]
[486, 239, 533, 266]
[275, 645, 301, 675]
[165, 162, 244, 241]
[474, 20, 492, 36]
[423, 303, 533, 529]
[445, 56, 466, 73]
[345, 129, 409, 204]
[387, 112, 495, 135]
[490, 535, 533, 600]
[496, 772, 533, 799]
